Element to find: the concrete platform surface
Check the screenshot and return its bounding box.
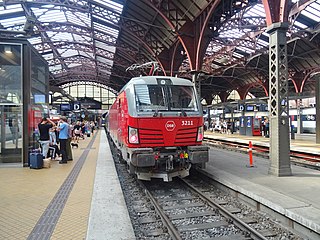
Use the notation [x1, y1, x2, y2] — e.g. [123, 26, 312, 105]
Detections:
[86, 131, 135, 240]
[0, 130, 135, 240]
[203, 146, 320, 239]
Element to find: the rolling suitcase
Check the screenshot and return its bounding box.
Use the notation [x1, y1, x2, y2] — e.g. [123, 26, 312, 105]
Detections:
[29, 152, 43, 169]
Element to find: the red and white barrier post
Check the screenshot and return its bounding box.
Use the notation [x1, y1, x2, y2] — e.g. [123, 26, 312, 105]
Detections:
[247, 141, 254, 167]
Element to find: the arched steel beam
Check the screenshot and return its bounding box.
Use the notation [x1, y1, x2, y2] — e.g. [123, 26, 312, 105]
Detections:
[262, 0, 291, 26]
[196, 0, 221, 70]
[300, 67, 320, 92]
[142, 0, 194, 69]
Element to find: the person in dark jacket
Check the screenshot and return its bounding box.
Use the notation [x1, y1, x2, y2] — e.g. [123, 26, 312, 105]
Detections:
[38, 118, 56, 158]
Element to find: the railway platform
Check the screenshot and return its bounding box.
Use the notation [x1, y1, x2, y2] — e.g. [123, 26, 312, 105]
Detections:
[204, 131, 320, 155]
[203, 131, 320, 239]
[0, 129, 135, 240]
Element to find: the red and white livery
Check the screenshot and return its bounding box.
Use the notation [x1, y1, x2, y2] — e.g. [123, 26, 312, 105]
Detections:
[107, 76, 209, 181]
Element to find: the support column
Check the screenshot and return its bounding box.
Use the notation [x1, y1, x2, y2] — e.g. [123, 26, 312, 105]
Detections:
[192, 72, 201, 98]
[207, 106, 211, 130]
[296, 98, 302, 134]
[316, 77, 320, 143]
[267, 22, 292, 176]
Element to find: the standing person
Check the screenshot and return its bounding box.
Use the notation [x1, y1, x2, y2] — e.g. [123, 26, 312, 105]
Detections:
[57, 116, 69, 164]
[73, 121, 81, 143]
[9, 117, 19, 145]
[81, 122, 86, 139]
[265, 118, 270, 138]
[227, 120, 232, 134]
[261, 118, 266, 136]
[49, 127, 61, 160]
[90, 121, 95, 135]
[38, 117, 55, 159]
[66, 123, 73, 161]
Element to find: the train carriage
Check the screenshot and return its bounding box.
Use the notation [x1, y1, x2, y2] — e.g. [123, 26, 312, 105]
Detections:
[108, 76, 209, 181]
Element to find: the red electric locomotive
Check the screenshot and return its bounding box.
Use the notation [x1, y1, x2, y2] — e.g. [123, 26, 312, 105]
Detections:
[107, 76, 209, 181]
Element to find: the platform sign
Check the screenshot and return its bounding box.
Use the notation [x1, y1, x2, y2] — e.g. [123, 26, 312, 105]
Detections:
[240, 117, 244, 127]
[301, 115, 316, 121]
[73, 102, 81, 111]
[246, 105, 254, 112]
[246, 116, 251, 128]
[238, 104, 245, 111]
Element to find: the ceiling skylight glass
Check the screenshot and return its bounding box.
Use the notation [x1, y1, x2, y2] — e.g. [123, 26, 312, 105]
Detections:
[301, 8, 320, 22]
[294, 21, 308, 29]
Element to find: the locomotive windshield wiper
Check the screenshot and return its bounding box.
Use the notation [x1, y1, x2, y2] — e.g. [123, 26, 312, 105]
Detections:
[171, 101, 187, 117]
[153, 109, 159, 117]
[180, 109, 187, 117]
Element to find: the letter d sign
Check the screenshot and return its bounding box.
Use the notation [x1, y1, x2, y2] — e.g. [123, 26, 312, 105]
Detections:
[74, 103, 80, 110]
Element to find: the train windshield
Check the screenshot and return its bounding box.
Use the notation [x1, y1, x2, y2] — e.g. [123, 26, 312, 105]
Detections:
[134, 84, 198, 112]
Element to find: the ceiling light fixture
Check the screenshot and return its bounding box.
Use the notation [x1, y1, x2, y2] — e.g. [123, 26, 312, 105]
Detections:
[4, 46, 12, 53]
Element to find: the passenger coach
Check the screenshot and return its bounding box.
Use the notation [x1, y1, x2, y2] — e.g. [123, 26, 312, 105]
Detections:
[107, 76, 209, 181]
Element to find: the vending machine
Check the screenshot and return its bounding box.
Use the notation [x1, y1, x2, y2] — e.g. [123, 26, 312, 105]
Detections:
[252, 118, 262, 136]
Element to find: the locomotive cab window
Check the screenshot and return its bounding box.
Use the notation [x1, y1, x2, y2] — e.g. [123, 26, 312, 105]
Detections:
[168, 86, 198, 111]
[135, 84, 167, 112]
[134, 84, 198, 113]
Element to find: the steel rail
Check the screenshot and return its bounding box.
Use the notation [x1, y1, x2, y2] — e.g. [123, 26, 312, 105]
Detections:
[137, 180, 182, 240]
[179, 178, 268, 240]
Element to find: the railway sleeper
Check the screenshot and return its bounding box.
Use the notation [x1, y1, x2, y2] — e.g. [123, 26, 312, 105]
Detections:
[177, 221, 229, 232]
[169, 211, 216, 220]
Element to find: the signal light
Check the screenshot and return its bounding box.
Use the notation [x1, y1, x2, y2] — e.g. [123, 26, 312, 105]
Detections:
[196, 126, 204, 142]
[128, 127, 139, 144]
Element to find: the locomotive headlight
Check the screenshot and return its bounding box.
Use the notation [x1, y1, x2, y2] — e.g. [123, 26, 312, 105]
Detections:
[196, 126, 204, 142]
[129, 126, 139, 144]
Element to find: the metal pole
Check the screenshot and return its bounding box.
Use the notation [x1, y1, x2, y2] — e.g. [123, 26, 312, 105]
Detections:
[192, 72, 200, 98]
[267, 22, 292, 176]
[316, 76, 320, 143]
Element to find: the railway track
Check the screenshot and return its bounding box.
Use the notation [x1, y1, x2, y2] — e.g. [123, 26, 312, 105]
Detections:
[138, 174, 303, 240]
[204, 137, 320, 170]
[109, 135, 303, 239]
[140, 178, 269, 240]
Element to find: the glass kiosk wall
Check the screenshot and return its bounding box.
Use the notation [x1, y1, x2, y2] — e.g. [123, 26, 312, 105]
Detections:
[0, 39, 49, 166]
[0, 43, 23, 164]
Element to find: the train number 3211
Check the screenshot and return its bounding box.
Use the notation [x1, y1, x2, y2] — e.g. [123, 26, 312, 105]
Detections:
[182, 120, 193, 126]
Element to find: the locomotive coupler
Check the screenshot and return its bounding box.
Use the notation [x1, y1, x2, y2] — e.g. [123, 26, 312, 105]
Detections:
[166, 155, 174, 171]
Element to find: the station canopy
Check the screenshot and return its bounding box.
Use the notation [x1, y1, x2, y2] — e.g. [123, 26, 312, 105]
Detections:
[0, 0, 319, 101]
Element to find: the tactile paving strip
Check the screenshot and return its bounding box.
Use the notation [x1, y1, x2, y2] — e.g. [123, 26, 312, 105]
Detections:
[27, 134, 97, 240]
